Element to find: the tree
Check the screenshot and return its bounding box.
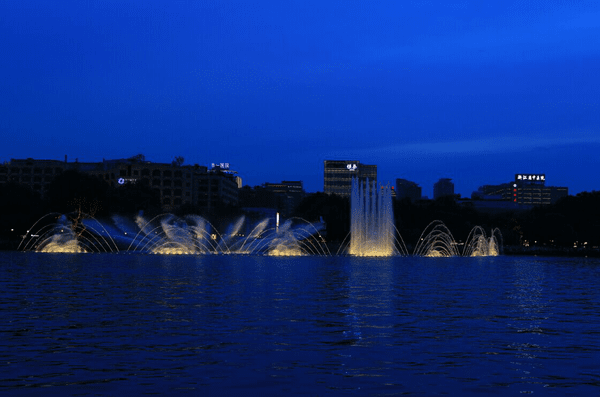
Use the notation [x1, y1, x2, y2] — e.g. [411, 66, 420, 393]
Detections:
[0, 182, 44, 238]
[293, 193, 350, 242]
[107, 179, 161, 215]
[129, 154, 146, 162]
[45, 170, 110, 216]
[172, 156, 184, 167]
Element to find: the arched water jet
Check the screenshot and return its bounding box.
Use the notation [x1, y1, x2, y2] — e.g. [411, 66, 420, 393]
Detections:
[463, 226, 489, 257]
[19, 213, 119, 253]
[413, 220, 460, 257]
[463, 226, 503, 257]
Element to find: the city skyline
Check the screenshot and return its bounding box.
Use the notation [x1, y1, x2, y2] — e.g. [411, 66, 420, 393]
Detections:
[2, 1, 599, 198]
[0, 154, 573, 202]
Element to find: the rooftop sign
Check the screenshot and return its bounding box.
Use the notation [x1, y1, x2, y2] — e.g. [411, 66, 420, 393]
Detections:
[516, 174, 545, 182]
[211, 162, 230, 170]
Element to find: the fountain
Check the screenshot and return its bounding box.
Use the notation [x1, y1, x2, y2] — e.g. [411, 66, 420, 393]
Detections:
[488, 228, 503, 256]
[413, 220, 461, 257]
[120, 213, 327, 255]
[462, 226, 503, 257]
[127, 214, 227, 254]
[18, 213, 119, 253]
[349, 178, 398, 256]
[19, 206, 501, 257]
[411, 222, 503, 257]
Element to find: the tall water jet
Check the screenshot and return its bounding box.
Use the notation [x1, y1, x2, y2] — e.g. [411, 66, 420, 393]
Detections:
[349, 178, 395, 256]
[488, 228, 503, 256]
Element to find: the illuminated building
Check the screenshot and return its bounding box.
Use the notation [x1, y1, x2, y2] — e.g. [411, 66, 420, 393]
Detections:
[512, 174, 567, 206]
[323, 160, 377, 197]
[473, 174, 568, 206]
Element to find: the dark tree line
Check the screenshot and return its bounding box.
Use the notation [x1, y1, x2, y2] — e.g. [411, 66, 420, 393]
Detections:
[2, 170, 599, 253]
[292, 192, 350, 242]
[45, 170, 163, 217]
[0, 170, 162, 245]
[516, 191, 600, 248]
[292, 191, 600, 251]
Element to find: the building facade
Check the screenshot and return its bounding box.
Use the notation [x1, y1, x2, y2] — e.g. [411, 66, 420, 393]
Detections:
[395, 178, 422, 202]
[263, 180, 306, 216]
[88, 158, 204, 211]
[2, 157, 240, 212]
[433, 178, 455, 199]
[472, 174, 568, 206]
[194, 168, 240, 211]
[323, 160, 377, 197]
[512, 174, 568, 206]
[0, 158, 67, 199]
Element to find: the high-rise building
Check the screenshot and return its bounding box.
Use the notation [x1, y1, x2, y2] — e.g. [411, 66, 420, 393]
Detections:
[433, 178, 454, 199]
[323, 160, 377, 197]
[395, 178, 422, 202]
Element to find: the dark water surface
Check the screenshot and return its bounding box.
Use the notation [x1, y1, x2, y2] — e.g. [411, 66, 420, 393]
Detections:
[1, 252, 600, 395]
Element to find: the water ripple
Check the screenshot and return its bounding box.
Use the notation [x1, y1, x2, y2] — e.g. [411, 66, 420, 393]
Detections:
[1, 253, 600, 394]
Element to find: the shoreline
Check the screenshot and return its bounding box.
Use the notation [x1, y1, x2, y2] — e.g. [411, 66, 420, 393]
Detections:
[3, 239, 599, 258]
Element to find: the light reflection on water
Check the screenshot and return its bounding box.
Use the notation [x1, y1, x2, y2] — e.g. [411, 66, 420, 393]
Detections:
[1, 253, 600, 395]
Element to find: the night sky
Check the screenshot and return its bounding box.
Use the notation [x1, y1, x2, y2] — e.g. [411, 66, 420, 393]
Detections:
[2, 1, 599, 197]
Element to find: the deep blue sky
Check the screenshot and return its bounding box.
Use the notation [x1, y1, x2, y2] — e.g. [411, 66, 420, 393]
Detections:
[2, 1, 599, 197]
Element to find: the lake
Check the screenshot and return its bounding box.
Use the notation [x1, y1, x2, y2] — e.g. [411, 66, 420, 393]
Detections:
[1, 252, 599, 395]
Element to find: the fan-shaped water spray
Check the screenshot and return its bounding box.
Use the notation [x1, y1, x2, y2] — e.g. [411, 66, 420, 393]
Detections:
[124, 214, 328, 256]
[19, 213, 119, 253]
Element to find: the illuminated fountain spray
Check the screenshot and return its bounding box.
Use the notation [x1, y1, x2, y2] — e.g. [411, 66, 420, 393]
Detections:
[20, 210, 500, 257]
[413, 220, 460, 257]
[18, 213, 119, 253]
[129, 214, 226, 254]
[463, 226, 502, 257]
[124, 213, 328, 256]
[38, 216, 84, 253]
[349, 178, 396, 256]
[413, 222, 502, 257]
